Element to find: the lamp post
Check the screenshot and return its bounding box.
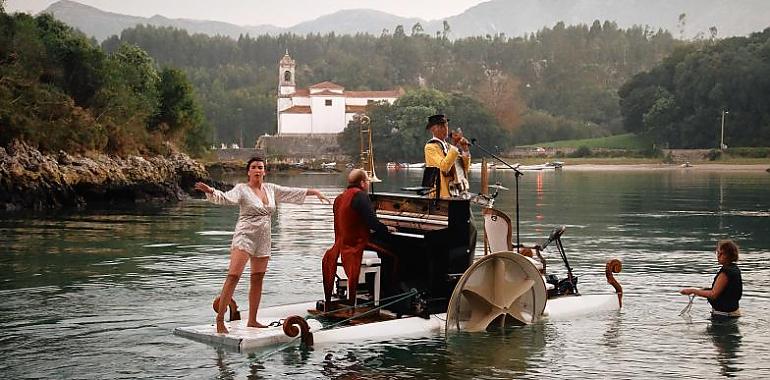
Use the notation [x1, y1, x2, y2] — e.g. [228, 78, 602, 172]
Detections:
[720, 110, 729, 150]
[237, 108, 243, 149]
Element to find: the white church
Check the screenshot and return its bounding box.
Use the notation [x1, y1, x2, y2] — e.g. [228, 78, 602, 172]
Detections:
[276, 52, 404, 135]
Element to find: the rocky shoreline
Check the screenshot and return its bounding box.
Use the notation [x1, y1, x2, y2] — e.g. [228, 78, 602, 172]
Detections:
[0, 141, 219, 211]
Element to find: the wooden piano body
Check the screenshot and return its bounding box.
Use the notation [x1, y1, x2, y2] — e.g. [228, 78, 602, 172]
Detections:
[369, 192, 477, 315]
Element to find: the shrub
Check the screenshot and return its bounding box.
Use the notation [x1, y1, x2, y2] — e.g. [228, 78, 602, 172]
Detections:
[706, 149, 721, 161]
[569, 146, 592, 158]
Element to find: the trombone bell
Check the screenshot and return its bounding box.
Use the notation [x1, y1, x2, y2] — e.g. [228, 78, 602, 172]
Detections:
[358, 115, 381, 183]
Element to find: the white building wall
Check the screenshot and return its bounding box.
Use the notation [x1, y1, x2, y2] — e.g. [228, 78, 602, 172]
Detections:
[310, 96, 346, 134]
[280, 114, 312, 134]
[292, 96, 311, 106]
[278, 95, 397, 135]
[277, 97, 293, 111]
[344, 113, 356, 127]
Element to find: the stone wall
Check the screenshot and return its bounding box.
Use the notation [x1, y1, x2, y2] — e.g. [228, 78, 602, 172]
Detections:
[256, 134, 349, 162]
[214, 148, 264, 162]
[662, 149, 711, 162]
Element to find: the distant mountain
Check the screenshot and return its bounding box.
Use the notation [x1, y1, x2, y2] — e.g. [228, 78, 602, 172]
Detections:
[38, 0, 770, 41]
[291, 9, 422, 36]
[430, 0, 770, 39]
[40, 0, 283, 40]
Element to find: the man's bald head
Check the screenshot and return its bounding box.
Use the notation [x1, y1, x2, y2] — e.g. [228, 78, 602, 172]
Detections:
[347, 169, 369, 186]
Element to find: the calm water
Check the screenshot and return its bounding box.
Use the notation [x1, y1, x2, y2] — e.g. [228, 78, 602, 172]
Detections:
[1, 168, 769, 379]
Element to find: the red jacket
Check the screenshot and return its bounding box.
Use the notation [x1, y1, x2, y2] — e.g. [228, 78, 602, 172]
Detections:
[322, 186, 370, 303]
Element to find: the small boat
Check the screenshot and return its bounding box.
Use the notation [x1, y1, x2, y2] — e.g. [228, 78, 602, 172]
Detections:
[406, 163, 425, 169]
[496, 162, 564, 171]
[386, 162, 409, 170]
[469, 162, 496, 171]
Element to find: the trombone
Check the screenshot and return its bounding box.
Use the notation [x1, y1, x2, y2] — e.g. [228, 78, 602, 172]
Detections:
[358, 115, 381, 182]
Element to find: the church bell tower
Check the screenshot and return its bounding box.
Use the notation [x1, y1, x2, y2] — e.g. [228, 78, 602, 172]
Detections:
[278, 50, 296, 96]
[277, 50, 296, 135]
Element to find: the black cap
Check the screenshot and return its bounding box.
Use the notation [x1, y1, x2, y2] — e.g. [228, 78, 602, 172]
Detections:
[426, 114, 449, 129]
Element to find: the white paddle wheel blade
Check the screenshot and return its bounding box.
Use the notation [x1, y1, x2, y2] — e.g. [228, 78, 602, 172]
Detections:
[446, 251, 547, 333]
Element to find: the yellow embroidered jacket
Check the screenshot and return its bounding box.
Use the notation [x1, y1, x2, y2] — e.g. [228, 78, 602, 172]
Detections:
[424, 139, 469, 198]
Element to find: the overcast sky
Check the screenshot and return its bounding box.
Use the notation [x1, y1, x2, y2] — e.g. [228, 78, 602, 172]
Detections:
[6, 0, 488, 27]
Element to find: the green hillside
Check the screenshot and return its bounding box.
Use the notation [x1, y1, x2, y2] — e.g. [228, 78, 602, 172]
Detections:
[528, 133, 652, 149]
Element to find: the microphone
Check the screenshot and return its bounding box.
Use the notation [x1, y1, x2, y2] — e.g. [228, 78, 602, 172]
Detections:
[470, 138, 477, 145]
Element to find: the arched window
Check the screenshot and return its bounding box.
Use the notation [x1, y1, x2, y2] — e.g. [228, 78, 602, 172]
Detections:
[284, 70, 292, 82]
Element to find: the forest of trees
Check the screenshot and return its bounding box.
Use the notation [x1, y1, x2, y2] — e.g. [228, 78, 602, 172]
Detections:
[0, 11, 208, 155]
[619, 28, 770, 148]
[102, 21, 677, 148]
[4, 1, 768, 157]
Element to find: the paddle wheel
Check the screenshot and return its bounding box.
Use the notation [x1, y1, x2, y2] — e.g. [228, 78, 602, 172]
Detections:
[446, 251, 547, 332]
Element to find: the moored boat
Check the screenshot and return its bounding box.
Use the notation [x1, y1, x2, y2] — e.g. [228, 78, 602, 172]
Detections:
[495, 161, 564, 171]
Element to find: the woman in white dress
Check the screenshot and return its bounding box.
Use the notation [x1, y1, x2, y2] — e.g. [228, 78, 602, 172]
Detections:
[195, 156, 329, 334]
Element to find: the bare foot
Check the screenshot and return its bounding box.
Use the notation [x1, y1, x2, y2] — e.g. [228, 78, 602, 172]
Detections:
[247, 321, 268, 328]
[216, 318, 228, 334]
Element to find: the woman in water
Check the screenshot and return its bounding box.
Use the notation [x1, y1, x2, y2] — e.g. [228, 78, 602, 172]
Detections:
[680, 240, 742, 317]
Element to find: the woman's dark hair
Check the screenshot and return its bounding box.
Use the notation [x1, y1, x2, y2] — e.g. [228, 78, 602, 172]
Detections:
[246, 156, 266, 172]
[718, 240, 739, 263]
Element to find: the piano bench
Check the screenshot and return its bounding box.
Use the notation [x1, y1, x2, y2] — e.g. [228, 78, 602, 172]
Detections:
[336, 250, 382, 306]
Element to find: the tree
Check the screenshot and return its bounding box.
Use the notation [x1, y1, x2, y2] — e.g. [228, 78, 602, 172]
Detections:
[475, 69, 525, 133]
[619, 29, 770, 148]
[411, 23, 424, 36]
[442, 20, 451, 39]
[152, 68, 208, 154]
[394, 25, 405, 38]
[110, 43, 160, 111]
[677, 13, 687, 39]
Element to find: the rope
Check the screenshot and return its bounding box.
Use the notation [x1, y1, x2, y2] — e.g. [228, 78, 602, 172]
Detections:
[319, 289, 419, 331]
[679, 294, 696, 316]
[306, 289, 419, 320]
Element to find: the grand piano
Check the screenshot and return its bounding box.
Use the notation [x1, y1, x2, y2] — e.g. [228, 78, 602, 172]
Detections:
[367, 192, 477, 315]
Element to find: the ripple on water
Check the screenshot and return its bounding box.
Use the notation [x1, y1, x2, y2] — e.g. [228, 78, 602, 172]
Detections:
[2, 172, 770, 378]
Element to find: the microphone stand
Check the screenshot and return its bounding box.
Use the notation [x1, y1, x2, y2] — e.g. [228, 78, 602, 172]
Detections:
[470, 139, 524, 253]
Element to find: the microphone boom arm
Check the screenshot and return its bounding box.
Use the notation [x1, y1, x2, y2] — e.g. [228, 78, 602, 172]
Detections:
[470, 138, 524, 252]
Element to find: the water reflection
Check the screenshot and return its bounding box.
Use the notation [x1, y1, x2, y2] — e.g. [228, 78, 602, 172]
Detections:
[1, 169, 769, 378]
[445, 325, 547, 377]
[707, 317, 743, 377]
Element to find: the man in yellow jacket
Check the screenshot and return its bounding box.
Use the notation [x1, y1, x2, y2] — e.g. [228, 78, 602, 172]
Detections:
[423, 114, 470, 198]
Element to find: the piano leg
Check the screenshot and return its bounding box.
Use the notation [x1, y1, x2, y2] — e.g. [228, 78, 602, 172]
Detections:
[367, 240, 400, 298]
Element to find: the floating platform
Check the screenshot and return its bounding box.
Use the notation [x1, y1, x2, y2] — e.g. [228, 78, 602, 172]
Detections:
[174, 294, 620, 352]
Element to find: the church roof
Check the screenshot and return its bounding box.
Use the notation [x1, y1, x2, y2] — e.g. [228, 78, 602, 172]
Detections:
[280, 105, 312, 114]
[290, 88, 403, 98]
[346, 88, 404, 98]
[309, 81, 345, 90]
[310, 90, 345, 96]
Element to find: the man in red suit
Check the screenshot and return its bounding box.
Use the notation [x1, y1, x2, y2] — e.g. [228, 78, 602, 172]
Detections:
[322, 169, 392, 310]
